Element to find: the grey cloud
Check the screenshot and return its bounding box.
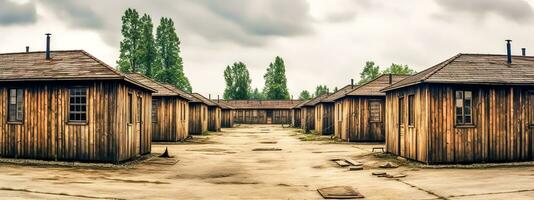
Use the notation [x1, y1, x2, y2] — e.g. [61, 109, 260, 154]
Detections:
[325, 11, 356, 23]
[197, 0, 313, 37]
[0, 0, 37, 25]
[435, 0, 534, 23]
[40, 0, 104, 29]
[37, 0, 315, 47]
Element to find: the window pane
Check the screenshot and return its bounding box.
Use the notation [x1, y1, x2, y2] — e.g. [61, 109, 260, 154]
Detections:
[465, 115, 471, 124]
[408, 95, 414, 126]
[456, 114, 463, 124]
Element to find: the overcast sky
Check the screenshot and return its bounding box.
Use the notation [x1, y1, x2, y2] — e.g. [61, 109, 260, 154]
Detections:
[1, 0, 534, 98]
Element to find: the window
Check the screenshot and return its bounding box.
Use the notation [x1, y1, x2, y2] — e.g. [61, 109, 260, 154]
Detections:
[399, 97, 404, 125]
[69, 88, 87, 122]
[408, 95, 414, 126]
[137, 96, 142, 123]
[455, 90, 473, 125]
[152, 99, 158, 123]
[8, 89, 23, 122]
[369, 101, 381, 122]
[128, 93, 133, 124]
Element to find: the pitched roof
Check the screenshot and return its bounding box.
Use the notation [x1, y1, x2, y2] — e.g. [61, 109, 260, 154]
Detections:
[303, 93, 330, 106]
[383, 54, 534, 91]
[161, 84, 196, 101]
[219, 100, 303, 109]
[190, 93, 219, 107]
[345, 74, 409, 96]
[293, 99, 310, 108]
[211, 100, 234, 109]
[125, 73, 180, 97]
[0, 50, 155, 92]
[321, 84, 356, 102]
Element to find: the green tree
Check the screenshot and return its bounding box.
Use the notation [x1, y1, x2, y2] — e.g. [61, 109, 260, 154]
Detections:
[154, 17, 192, 92]
[139, 14, 158, 78]
[250, 88, 264, 100]
[117, 8, 142, 73]
[314, 85, 329, 97]
[263, 56, 290, 100]
[298, 90, 312, 100]
[382, 63, 416, 75]
[223, 62, 252, 100]
[358, 61, 381, 85]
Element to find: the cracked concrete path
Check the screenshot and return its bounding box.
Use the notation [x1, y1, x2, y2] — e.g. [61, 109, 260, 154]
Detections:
[1, 125, 534, 199]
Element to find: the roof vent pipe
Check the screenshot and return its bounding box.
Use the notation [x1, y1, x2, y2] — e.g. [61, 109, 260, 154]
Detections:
[506, 39, 512, 64]
[388, 73, 393, 84]
[209, 94, 211, 100]
[522, 48, 526, 56]
[26, 46, 29, 53]
[217, 95, 219, 103]
[45, 33, 51, 60]
[350, 79, 354, 88]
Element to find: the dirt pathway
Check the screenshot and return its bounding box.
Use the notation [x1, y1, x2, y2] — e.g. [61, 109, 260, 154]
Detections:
[1, 125, 534, 199]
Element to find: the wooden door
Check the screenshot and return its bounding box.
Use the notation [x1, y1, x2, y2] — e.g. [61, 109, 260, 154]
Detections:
[398, 97, 405, 156]
[127, 93, 133, 152]
[368, 100, 384, 141]
[136, 96, 143, 155]
[266, 110, 273, 124]
[349, 100, 359, 141]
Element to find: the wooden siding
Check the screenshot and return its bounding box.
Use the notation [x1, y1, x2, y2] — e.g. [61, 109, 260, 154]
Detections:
[334, 96, 385, 142]
[292, 109, 302, 128]
[386, 84, 534, 164]
[314, 103, 334, 135]
[234, 109, 292, 124]
[151, 96, 189, 142]
[208, 107, 221, 132]
[221, 109, 234, 128]
[301, 107, 315, 131]
[188, 103, 208, 134]
[0, 81, 151, 163]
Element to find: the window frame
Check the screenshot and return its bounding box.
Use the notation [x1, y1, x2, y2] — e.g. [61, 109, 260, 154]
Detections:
[68, 87, 87, 124]
[455, 90, 474, 127]
[369, 100, 382, 123]
[408, 95, 415, 127]
[7, 88, 24, 123]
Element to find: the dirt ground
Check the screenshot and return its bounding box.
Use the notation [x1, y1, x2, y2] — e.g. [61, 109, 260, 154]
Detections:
[1, 124, 534, 199]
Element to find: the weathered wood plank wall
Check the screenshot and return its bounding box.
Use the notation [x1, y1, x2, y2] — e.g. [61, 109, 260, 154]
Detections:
[151, 97, 189, 142]
[188, 103, 208, 134]
[292, 109, 301, 128]
[0, 81, 151, 163]
[233, 109, 292, 124]
[335, 96, 385, 141]
[221, 109, 234, 128]
[208, 107, 221, 132]
[314, 103, 334, 135]
[386, 84, 534, 164]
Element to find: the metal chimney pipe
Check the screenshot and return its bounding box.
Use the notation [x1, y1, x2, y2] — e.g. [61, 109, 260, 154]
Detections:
[45, 33, 52, 60]
[522, 48, 526, 56]
[388, 74, 393, 84]
[217, 95, 219, 103]
[506, 40, 512, 64]
[25, 46, 29, 53]
[351, 79, 354, 88]
[209, 94, 211, 100]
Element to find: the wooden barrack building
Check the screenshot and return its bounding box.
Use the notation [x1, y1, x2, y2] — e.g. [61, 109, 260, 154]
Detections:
[383, 53, 534, 164]
[126, 74, 192, 142]
[300, 94, 330, 132]
[291, 100, 309, 128]
[0, 50, 155, 163]
[318, 85, 355, 135]
[220, 100, 303, 124]
[191, 93, 221, 132]
[333, 74, 408, 142]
